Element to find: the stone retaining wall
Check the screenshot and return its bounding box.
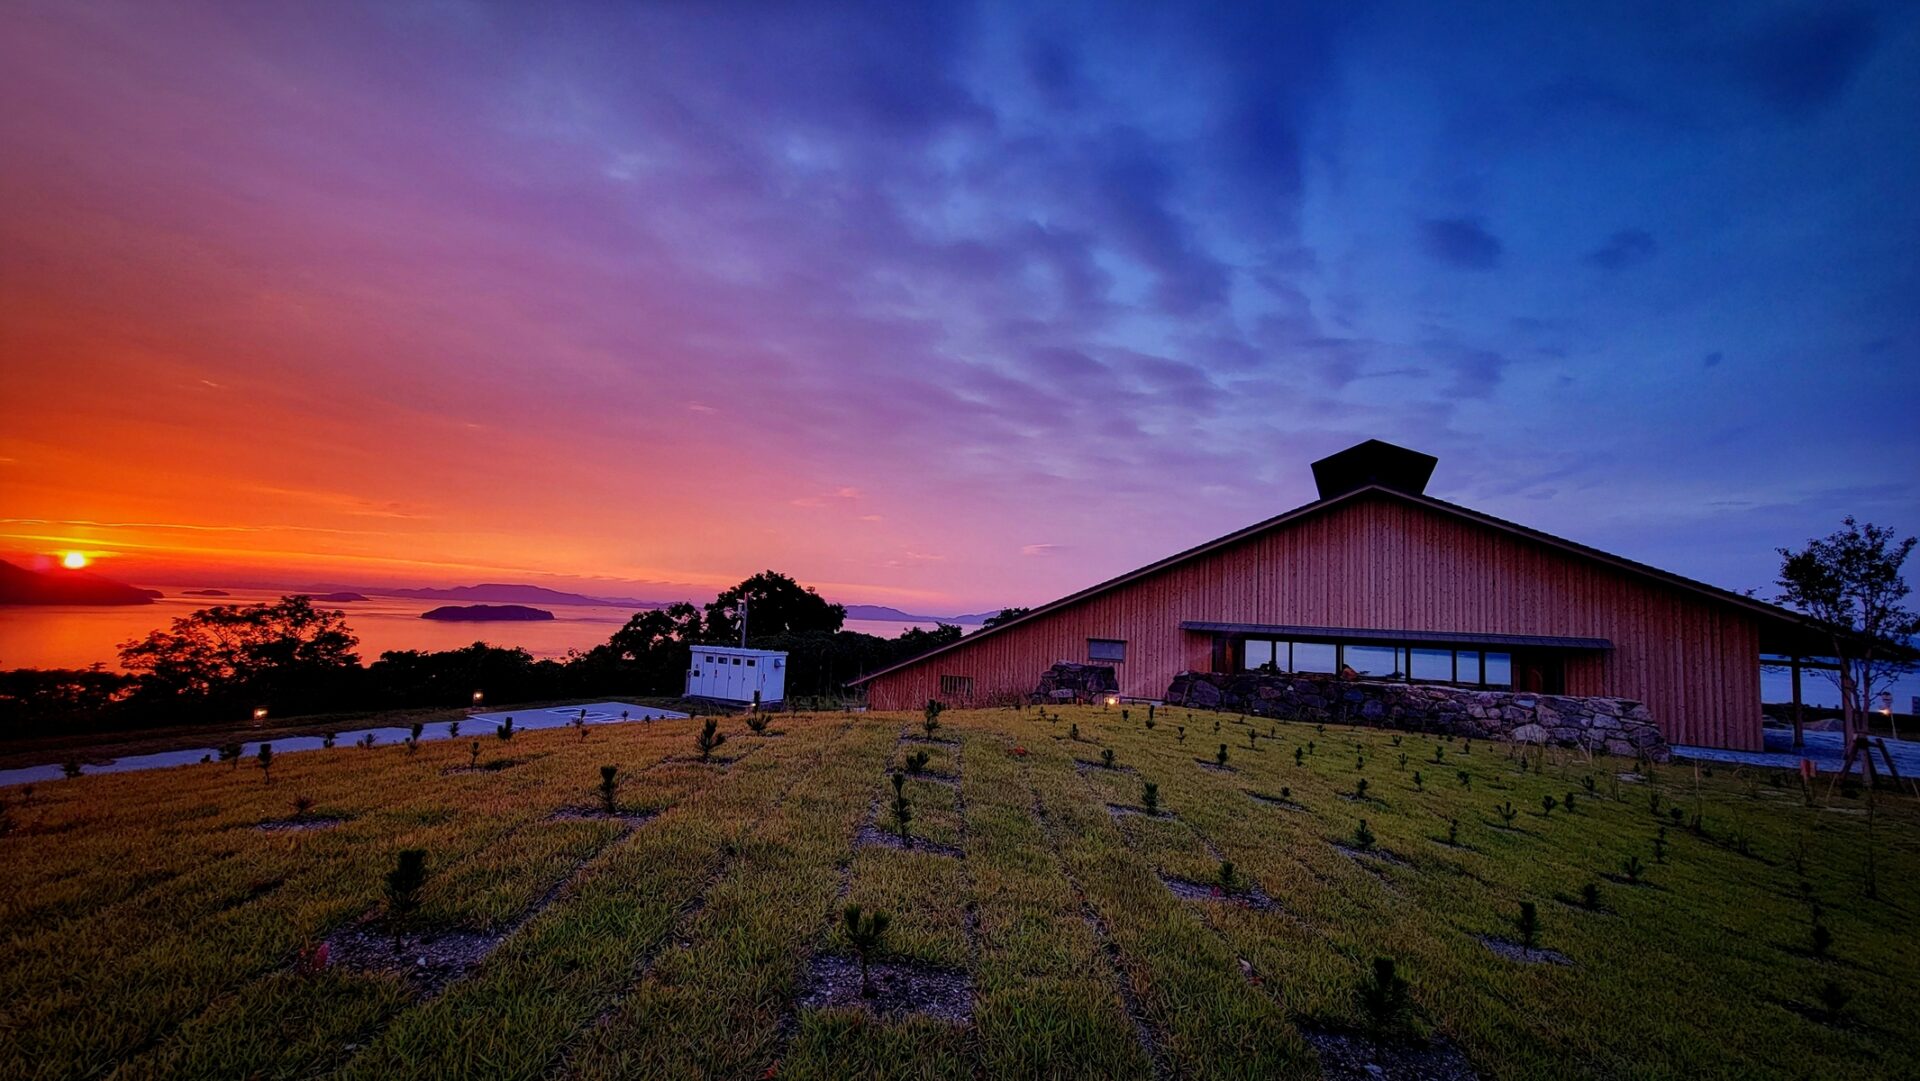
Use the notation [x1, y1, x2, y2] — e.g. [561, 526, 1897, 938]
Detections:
[1165, 670, 1669, 760]
[1031, 662, 1119, 704]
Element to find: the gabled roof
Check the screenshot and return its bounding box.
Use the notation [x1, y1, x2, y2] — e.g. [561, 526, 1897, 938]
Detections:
[849, 484, 1839, 686]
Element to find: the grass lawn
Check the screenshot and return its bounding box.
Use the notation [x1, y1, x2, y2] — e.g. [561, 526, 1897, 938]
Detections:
[1, 704, 1915, 1080]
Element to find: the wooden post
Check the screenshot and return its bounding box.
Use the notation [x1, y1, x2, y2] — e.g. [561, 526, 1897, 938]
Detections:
[1790, 657, 1804, 749]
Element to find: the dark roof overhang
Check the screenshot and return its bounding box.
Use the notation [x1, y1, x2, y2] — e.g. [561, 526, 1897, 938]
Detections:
[1179, 622, 1611, 651]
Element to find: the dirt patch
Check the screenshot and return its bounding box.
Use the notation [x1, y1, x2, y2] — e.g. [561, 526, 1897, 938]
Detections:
[899, 734, 960, 747]
[322, 923, 508, 997]
[1331, 842, 1411, 867]
[1106, 803, 1170, 821]
[1160, 872, 1280, 912]
[1245, 790, 1305, 811]
[1074, 759, 1138, 775]
[854, 824, 964, 859]
[797, 954, 973, 1025]
[1303, 1027, 1480, 1081]
[549, 807, 659, 826]
[252, 815, 347, 833]
[442, 757, 527, 775]
[1477, 936, 1571, 965]
[1194, 759, 1236, 773]
[900, 770, 959, 787]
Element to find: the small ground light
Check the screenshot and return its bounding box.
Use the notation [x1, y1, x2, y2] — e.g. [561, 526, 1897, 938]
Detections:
[1105, 696, 1119, 707]
[252, 708, 268, 725]
[472, 691, 484, 706]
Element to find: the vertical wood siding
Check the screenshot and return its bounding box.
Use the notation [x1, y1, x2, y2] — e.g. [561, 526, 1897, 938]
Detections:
[863, 494, 1763, 750]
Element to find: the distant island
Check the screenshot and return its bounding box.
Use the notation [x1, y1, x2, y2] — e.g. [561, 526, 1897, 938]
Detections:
[183, 588, 231, 596]
[309, 591, 368, 602]
[0, 559, 157, 606]
[420, 604, 556, 622]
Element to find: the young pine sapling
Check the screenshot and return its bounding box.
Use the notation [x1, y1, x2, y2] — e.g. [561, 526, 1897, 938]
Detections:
[497, 716, 516, 741]
[1101, 748, 1116, 770]
[1354, 818, 1376, 849]
[1496, 801, 1518, 827]
[1141, 781, 1159, 816]
[384, 849, 428, 954]
[1357, 957, 1411, 1036]
[468, 740, 481, 769]
[1580, 881, 1601, 910]
[256, 743, 273, 783]
[923, 698, 945, 739]
[843, 904, 891, 998]
[890, 771, 913, 847]
[1412, 771, 1424, 791]
[598, 765, 619, 815]
[695, 718, 727, 762]
[1621, 854, 1645, 885]
[904, 749, 930, 775]
[1216, 743, 1230, 767]
[746, 712, 770, 735]
[1517, 900, 1540, 948]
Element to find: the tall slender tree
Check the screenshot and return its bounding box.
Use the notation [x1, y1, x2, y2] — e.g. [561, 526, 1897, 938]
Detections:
[1777, 518, 1919, 747]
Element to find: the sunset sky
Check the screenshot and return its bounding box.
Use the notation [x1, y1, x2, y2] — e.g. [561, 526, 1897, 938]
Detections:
[3, 1, 1916, 613]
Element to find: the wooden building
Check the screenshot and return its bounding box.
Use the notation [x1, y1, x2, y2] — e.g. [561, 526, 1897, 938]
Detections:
[853, 440, 1832, 750]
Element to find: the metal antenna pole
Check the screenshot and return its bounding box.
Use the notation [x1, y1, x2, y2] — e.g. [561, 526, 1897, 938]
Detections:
[739, 595, 749, 648]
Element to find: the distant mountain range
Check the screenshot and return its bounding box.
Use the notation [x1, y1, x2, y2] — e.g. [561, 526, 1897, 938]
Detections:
[842, 604, 991, 625]
[319, 586, 994, 623]
[373, 583, 672, 608]
[0, 559, 159, 606]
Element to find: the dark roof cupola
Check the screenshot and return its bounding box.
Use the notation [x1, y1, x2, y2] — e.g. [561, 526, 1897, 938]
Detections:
[1310, 439, 1438, 499]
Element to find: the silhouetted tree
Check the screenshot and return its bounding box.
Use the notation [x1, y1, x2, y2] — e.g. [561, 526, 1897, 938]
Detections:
[1777, 518, 1919, 747]
[118, 595, 359, 715]
[703, 571, 845, 641]
[981, 607, 1031, 629]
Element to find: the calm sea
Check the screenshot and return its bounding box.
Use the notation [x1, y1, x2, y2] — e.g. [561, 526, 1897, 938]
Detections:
[0, 588, 940, 671]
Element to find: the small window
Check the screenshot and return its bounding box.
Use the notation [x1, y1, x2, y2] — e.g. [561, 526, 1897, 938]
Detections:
[746, 658, 755, 667]
[1483, 652, 1512, 688]
[939, 674, 973, 697]
[692, 669, 701, 678]
[732, 657, 741, 665]
[1409, 648, 1453, 682]
[1088, 638, 1126, 663]
[1243, 639, 1276, 671]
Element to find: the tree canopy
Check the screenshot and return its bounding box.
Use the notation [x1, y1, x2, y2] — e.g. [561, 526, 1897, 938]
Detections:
[702, 570, 846, 641]
[1777, 517, 1919, 744]
[118, 594, 360, 708]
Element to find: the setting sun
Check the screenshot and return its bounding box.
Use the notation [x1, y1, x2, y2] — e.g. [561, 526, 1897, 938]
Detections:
[60, 551, 88, 569]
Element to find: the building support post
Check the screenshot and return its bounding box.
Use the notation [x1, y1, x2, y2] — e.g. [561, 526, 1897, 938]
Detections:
[1791, 657, 1804, 750]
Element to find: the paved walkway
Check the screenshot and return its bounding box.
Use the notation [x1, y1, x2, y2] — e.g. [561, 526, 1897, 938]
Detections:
[1673, 727, 1920, 774]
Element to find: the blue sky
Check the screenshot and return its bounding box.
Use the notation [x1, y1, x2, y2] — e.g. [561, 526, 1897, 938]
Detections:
[2, 1, 1916, 646]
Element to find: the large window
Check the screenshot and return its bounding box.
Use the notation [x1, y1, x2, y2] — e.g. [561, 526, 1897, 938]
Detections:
[1344, 644, 1401, 678]
[1088, 639, 1127, 663]
[1292, 642, 1338, 673]
[1229, 638, 1514, 689]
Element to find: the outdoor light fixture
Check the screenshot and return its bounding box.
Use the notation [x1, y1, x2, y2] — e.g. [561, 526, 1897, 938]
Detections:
[252, 707, 268, 724]
[1105, 696, 1118, 707]
[472, 691, 484, 705]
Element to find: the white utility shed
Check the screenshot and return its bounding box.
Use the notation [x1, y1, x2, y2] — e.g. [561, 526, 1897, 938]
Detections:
[686, 646, 787, 705]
